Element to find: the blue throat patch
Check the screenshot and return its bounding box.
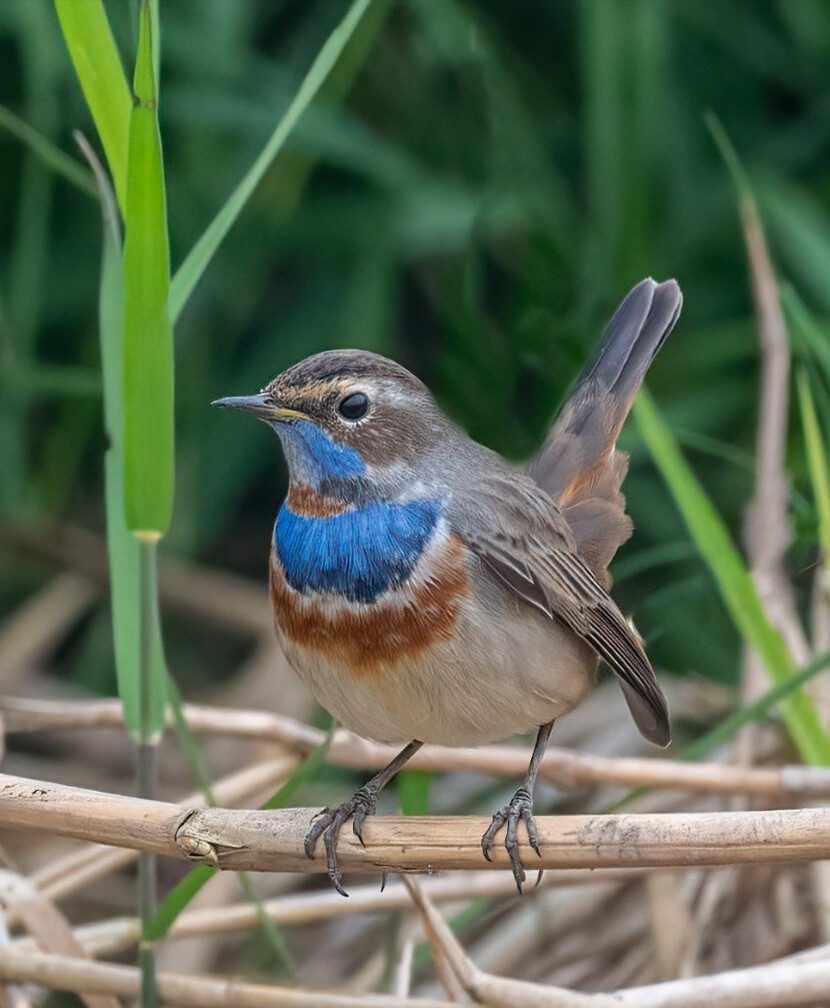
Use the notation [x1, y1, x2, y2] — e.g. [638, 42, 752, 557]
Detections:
[273, 420, 365, 487]
[274, 497, 442, 604]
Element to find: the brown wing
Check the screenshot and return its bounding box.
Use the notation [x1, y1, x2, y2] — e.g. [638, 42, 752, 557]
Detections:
[448, 473, 670, 747]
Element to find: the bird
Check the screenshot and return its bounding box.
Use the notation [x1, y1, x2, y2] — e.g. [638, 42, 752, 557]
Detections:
[213, 276, 682, 896]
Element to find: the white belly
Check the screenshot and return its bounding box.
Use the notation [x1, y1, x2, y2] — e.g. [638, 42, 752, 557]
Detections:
[277, 592, 596, 746]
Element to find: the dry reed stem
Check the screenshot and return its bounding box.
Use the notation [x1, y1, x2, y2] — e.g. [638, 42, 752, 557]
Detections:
[4, 696, 829, 799]
[24, 756, 298, 910]
[0, 871, 117, 1008]
[0, 902, 27, 1008]
[741, 186, 810, 668]
[402, 875, 830, 1007]
[0, 947, 457, 1008]
[28, 868, 645, 959]
[2, 773, 830, 876]
[402, 873, 611, 1007]
[737, 150, 830, 956]
[401, 878, 474, 1003]
[394, 938, 416, 999]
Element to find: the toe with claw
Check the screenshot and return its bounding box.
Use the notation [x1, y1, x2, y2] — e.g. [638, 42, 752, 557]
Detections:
[480, 786, 541, 894]
[303, 784, 378, 897]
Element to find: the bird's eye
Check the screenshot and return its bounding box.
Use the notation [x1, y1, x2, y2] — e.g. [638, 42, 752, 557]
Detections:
[337, 392, 369, 421]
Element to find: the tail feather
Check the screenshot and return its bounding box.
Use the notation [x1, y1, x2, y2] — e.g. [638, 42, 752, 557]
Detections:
[528, 278, 683, 582]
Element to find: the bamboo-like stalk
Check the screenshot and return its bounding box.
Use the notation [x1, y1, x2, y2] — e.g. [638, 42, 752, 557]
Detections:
[2, 773, 829, 876]
[5, 696, 830, 799]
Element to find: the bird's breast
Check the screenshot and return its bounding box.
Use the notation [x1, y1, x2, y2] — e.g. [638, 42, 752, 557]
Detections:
[269, 487, 471, 675]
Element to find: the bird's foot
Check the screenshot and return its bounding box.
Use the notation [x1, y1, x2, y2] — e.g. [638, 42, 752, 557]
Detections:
[480, 785, 541, 894]
[303, 784, 378, 897]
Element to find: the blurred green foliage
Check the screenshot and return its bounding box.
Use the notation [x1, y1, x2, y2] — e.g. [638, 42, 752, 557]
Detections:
[2, 0, 830, 699]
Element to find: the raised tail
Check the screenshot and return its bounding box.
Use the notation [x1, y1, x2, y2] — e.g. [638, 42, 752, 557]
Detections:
[528, 278, 683, 582]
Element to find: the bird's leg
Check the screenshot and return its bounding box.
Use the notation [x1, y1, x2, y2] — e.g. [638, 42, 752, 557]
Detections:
[304, 739, 423, 896]
[481, 720, 553, 894]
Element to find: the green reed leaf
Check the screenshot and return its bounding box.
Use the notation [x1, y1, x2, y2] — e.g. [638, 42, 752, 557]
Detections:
[146, 865, 215, 944]
[169, 0, 383, 323]
[682, 648, 830, 764]
[634, 388, 830, 765]
[0, 105, 96, 197]
[75, 133, 144, 741]
[54, 0, 131, 210]
[122, 0, 173, 537]
[797, 371, 830, 560]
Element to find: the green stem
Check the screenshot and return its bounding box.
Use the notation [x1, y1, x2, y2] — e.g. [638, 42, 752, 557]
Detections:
[137, 538, 159, 1008]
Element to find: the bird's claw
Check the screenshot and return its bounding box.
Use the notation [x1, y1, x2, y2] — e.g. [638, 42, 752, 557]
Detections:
[304, 785, 378, 896]
[480, 786, 540, 894]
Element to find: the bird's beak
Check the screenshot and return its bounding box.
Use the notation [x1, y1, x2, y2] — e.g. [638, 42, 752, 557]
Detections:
[211, 393, 309, 423]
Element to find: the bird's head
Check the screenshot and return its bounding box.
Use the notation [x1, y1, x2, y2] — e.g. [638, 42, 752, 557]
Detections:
[213, 350, 451, 497]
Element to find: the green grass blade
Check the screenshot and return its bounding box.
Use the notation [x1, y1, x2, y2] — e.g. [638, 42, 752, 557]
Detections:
[169, 0, 378, 323]
[783, 286, 830, 386]
[122, 0, 174, 537]
[166, 675, 215, 802]
[146, 865, 215, 944]
[0, 105, 96, 197]
[53, 0, 131, 211]
[75, 133, 145, 741]
[236, 871, 297, 975]
[797, 371, 830, 559]
[633, 388, 830, 765]
[682, 648, 830, 763]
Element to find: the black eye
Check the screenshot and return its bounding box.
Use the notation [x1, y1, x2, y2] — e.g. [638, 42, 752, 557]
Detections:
[338, 392, 369, 421]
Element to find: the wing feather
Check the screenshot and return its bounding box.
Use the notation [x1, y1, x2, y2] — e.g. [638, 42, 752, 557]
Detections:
[448, 473, 670, 747]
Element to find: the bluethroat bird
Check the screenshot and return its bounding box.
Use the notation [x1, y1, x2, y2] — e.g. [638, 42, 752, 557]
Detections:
[214, 277, 682, 895]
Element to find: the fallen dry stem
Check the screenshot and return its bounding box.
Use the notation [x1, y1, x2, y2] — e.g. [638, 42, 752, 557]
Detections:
[18, 868, 647, 960]
[0, 946, 456, 1008]
[2, 773, 830, 876]
[4, 696, 829, 799]
[3, 939, 830, 1008]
